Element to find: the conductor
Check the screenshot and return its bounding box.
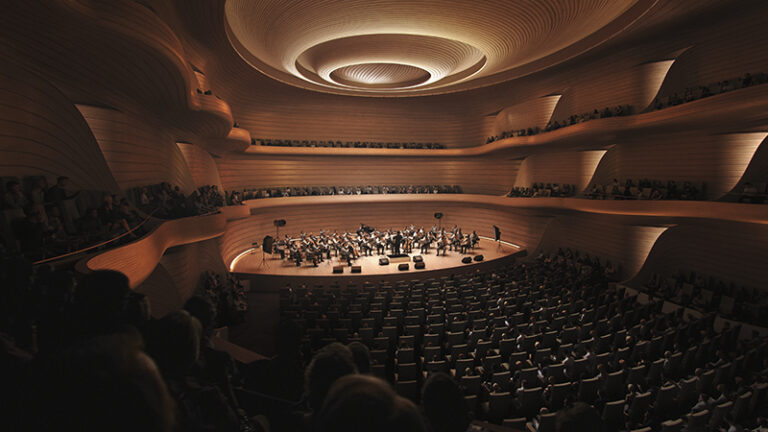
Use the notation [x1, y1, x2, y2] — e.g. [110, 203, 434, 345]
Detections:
[393, 231, 403, 255]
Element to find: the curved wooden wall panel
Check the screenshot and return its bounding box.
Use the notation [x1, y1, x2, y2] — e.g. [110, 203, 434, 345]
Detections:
[0, 64, 118, 191]
[77, 105, 196, 193]
[85, 213, 227, 288]
[630, 221, 768, 292]
[656, 9, 768, 100]
[135, 238, 228, 318]
[514, 150, 607, 192]
[216, 154, 520, 196]
[589, 132, 767, 199]
[491, 95, 562, 137]
[177, 142, 224, 190]
[549, 60, 674, 123]
[0, 1, 189, 118]
[728, 135, 768, 195]
[534, 213, 667, 280]
[220, 200, 552, 269]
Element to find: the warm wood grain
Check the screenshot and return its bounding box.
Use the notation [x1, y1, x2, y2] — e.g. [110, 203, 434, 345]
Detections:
[589, 132, 767, 199]
[220, 197, 553, 269]
[534, 213, 667, 280]
[0, 64, 118, 191]
[630, 221, 768, 293]
[134, 238, 228, 318]
[85, 213, 227, 288]
[77, 105, 196, 194]
[490, 95, 562, 137]
[177, 142, 224, 190]
[514, 150, 607, 192]
[216, 154, 521, 196]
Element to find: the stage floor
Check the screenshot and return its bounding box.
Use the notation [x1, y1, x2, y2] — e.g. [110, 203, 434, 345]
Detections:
[233, 238, 519, 276]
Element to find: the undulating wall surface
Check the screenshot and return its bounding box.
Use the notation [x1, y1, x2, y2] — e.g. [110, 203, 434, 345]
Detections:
[177, 142, 224, 190]
[0, 63, 117, 191]
[631, 221, 768, 292]
[77, 105, 196, 193]
[534, 213, 667, 280]
[656, 9, 768, 99]
[728, 135, 768, 196]
[589, 132, 767, 198]
[550, 60, 674, 122]
[216, 154, 520, 195]
[514, 150, 607, 192]
[491, 95, 562, 137]
[220, 201, 552, 270]
[136, 238, 227, 318]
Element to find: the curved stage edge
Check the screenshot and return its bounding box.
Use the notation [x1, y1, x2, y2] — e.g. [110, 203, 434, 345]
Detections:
[233, 238, 526, 289]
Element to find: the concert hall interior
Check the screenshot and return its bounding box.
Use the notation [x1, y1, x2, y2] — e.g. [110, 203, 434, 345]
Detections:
[2, 1, 768, 431]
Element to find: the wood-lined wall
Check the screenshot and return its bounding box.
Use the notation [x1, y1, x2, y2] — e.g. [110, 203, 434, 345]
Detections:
[136, 238, 228, 318]
[0, 64, 118, 191]
[177, 142, 224, 190]
[216, 154, 521, 196]
[514, 150, 607, 192]
[86, 213, 227, 288]
[630, 221, 768, 292]
[77, 105, 196, 194]
[588, 132, 767, 198]
[491, 95, 562, 137]
[656, 8, 768, 100]
[729, 135, 768, 195]
[549, 60, 674, 123]
[220, 201, 552, 270]
[534, 213, 668, 280]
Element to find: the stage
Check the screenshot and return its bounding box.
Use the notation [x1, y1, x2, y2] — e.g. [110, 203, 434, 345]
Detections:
[231, 238, 522, 277]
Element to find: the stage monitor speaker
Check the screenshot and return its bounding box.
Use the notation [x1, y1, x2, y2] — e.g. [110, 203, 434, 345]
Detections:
[461, 257, 472, 264]
[379, 257, 390, 265]
[351, 266, 362, 273]
[262, 236, 274, 253]
[414, 261, 425, 269]
[473, 255, 484, 262]
[398, 263, 409, 271]
[333, 265, 344, 274]
[412, 255, 423, 263]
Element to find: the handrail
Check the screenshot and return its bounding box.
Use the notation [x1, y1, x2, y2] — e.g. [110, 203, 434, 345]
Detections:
[32, 208, 160, 266]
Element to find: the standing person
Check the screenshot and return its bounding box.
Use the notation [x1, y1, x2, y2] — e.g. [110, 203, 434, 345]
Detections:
[46, 176, 80, 233]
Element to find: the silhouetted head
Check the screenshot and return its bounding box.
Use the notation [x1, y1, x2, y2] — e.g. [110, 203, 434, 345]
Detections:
[305, 342, 357, 410]
[347, 341, 371, 374]
[144, 310, 202, 379]
[421, 372, 470, 432]
[34, 332, 174, 432]
[314, 374, 425, 432]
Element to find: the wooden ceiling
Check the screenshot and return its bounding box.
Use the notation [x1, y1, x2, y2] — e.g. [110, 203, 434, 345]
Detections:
[224, 0, 652, 96]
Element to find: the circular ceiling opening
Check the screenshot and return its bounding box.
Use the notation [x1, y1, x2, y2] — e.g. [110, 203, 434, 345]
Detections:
[224, 0, 655, 96]
[330, 63, 431, 89]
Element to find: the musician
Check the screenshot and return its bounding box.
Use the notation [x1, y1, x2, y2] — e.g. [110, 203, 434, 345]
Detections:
[345, 243, 356, 266]
[420, 237, 431, 254]
[392, 231, 403, 255]
[436, 237, 447, 256]
[375, 237, 385, 255]
[470, 230, 479, 249]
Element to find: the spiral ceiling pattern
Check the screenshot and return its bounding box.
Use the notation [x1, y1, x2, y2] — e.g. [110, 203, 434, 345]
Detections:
[225, 0, 652, 96]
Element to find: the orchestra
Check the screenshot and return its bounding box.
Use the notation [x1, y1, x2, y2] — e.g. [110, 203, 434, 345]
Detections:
[265, 224, 479, 267]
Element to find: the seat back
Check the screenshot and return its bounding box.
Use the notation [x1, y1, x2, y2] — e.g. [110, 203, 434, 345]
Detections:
[602, 400, 626, 431]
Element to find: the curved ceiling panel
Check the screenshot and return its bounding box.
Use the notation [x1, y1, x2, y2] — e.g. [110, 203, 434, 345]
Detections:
[224, 0, 654, 96]
[330, 63, 431, 89]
